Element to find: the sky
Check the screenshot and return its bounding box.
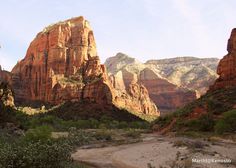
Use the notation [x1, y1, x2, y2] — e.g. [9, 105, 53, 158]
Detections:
[0, 0, 236, 71]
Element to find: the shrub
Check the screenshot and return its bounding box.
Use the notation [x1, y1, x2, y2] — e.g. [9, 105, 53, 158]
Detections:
[207, 99, 228, 115]
[215, 110, 236, 134]
[129, 121, 149, 129]
[153, 114, 174, 128]
[93, 130, 112, 141]
[108, 120, 120, 129]
[184, 114, 214, 132]
[197, 114, 214, 131]
[214, 120, 229, 134]
[66, 129, 93, 147]
[118, 121, 128, 129]
[88, 118, 99, 128]
[124, 129, 141, 139]
[0, 140, 72, 168]
[23, 125, 53, 142]
[74, 120, 92, 129]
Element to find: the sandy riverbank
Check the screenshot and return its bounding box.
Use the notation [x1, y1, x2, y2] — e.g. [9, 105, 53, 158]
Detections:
[72, 133, 236, 168]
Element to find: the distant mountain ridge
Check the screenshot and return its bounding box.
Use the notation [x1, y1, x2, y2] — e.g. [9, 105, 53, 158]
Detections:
[153, 28, 236, 134]
[105, 53, 219, 114]
[146, 56, 219, 65]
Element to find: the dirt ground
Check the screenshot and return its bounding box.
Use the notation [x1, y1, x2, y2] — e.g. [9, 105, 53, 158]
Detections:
[72, 133, 236, 168]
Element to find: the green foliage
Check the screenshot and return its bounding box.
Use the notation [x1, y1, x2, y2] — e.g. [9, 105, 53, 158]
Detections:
[0, 140, 72, 168]
[0, 127, 95, 168]
[93, 129, 112, 141]
[0, 105, 30, 129]
[24, 114, 149, 131]
[23, 125, 53, 142]
[65, 129, 94, 147]
[129, 121, 150, 129]
[124, 129, 141, 139]
[182, 114, 214, 132]
[153, 87, 236, 134]
[206, 99, 229, 115]
[154, 115, 174, 128]
[215, 110, 236, 134]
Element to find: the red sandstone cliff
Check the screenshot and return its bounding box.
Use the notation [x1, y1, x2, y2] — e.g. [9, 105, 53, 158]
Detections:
[105, 53, 201, 114]
[154, 28, 236, 132]
[9, 16, 159, 117]
[210, 28, 236, 90]
[139, 68, 197, 113]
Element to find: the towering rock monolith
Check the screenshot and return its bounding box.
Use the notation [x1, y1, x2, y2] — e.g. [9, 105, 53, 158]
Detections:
[10, 16, 159, 117]
[210, 28, 236, 90]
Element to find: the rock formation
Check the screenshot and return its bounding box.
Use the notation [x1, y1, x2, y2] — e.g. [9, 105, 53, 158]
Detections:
[145, 57, 219, 95]
[210, 28, 236, 90]
[0, 82, 14, 107]
[139, 68, 196, 113]
[154, 28, 236, 132]
[8, 17, 159, 117]
[105, 53, 219, 113]
[0, 66, 12, 84]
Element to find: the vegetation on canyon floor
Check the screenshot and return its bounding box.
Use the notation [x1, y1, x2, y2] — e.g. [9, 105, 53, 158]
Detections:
[1, 83, 236, 168]
[0, 102, 148, 168]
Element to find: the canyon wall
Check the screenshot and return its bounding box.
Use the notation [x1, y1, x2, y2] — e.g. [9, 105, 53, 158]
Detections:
[210, 28, 236, 90]
[105, 53, 219, 113]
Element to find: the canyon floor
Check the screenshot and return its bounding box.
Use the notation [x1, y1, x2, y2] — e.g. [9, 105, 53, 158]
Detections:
[72, 133, 236, 168]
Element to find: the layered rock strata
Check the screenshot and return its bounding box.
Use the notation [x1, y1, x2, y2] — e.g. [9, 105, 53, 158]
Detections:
[105, 53, 216, 113]
[9, 17, 159, 117]
[210, 28, 236, 90]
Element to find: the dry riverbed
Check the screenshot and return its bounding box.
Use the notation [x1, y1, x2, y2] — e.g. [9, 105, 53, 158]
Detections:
[72, 133, 236, 168]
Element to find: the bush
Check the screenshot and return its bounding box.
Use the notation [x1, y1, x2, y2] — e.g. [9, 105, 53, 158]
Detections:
[214, 120, 229, 134]
[153, 114, 174, 129]
[23, 125, 53, 142]
[180, 114, 214, 132]
[118, 121, 128, 129]
[215, 110, 236, 134]
[66, 129, 93, 147]
[129, 121, 150, 129]
[0, 128, 93, 168]
[207, 99, 229, 115]
[124, 129, 141, 139]
[0, 140, 72, 168]
[199, 114, 214, 131]
[93, 130, 112, 141]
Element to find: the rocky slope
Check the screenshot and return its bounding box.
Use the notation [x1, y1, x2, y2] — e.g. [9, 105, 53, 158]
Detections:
[4, 17, 159, 118]
[105, 53, 219, 113]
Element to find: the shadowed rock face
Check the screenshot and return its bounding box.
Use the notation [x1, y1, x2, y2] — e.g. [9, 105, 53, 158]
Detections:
[210, 28, 236, 90]
[105, 53, 219, 114]
[0, 82, 14, 107]
[5, 17, 159, 117]
[0, 66, 12, 84]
